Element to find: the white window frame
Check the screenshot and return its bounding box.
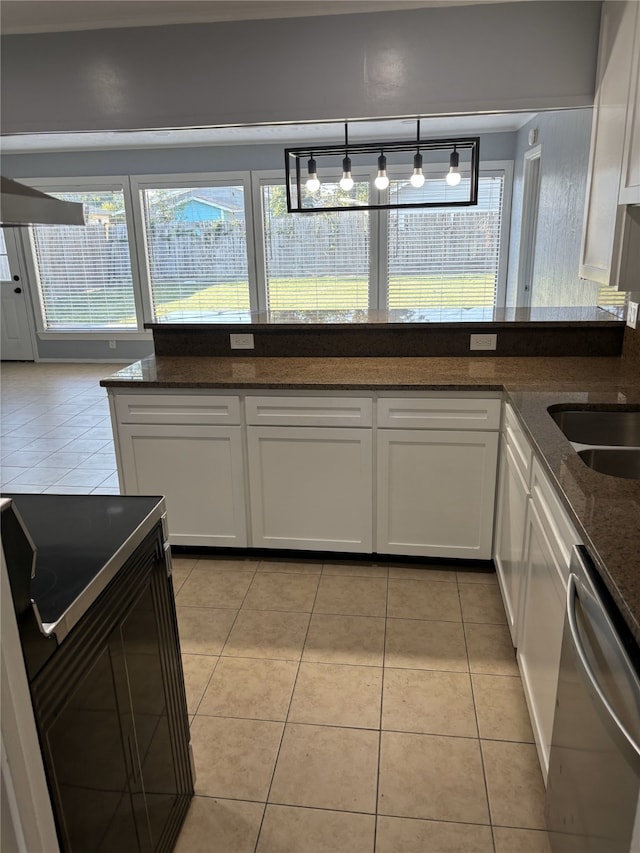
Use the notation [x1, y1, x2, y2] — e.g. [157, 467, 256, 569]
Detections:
[18, 175, 149, 340]
[252, 161, 512, 312]
[130, 171, 258, 321]
[383, 160, 513, 311]
[252, 168, 381, 313]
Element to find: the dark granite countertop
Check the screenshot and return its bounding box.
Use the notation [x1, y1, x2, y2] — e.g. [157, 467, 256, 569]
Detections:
[145, 305, 623, 329]
[101, 354, 640, 643]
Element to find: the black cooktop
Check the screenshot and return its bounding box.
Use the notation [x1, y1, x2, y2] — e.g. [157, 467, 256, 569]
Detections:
[4, 493, 164, 625]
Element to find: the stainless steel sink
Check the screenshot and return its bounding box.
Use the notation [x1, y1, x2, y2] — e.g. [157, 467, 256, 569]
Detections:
[577, 448, 640, 479]
[548, 408, 640, 447]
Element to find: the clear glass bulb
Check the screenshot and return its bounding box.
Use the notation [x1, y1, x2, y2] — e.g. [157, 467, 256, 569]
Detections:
[446, 168, 461, 187]
[410, 169, 425, 188]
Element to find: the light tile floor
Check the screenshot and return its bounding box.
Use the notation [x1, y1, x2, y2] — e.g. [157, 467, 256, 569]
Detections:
[174, 554, 552, 853]
[1, 363, 552, 853]
[1, 362, 118, 494]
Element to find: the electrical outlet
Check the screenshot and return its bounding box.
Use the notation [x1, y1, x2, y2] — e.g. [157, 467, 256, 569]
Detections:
[230, 333, 255, 350]
[108, 340, 116, 349]
[470, 333, 497, 351]
[627, 301, 639, 330]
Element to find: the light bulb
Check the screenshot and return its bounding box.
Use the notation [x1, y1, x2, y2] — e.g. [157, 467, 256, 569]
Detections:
[375, 152, 389, 191]
[306, 157, 320, 193]
[339, 155, 354, 191]
[446, 149, 460, 187]
[446, 169, 461, 187]
[410, 151, 425, 188]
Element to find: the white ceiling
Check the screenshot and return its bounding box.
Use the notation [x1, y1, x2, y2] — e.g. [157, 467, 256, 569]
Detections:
[0, 113, 536, 154]
[0, 0, 527, 35]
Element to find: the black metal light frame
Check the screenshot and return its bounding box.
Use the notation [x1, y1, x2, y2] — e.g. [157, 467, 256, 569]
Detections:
[284, 132, 480, 214]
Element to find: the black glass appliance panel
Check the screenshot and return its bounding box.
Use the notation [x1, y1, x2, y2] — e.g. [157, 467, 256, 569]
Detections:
[4, 494, 162, 625]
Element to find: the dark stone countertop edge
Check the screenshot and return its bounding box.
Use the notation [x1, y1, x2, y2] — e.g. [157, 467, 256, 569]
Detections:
[146, 320, 624, 332]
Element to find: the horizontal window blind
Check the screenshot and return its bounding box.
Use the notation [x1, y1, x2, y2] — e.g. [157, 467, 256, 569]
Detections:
[141, 186, 250, 321]
[261, 182, 370, 311]
[31, 190, 137, 330]
[0, 230, 10, 281]
[387, 173, 505, 314]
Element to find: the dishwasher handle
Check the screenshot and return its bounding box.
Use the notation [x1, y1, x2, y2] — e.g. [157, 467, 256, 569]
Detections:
[567, 572, 640, 773]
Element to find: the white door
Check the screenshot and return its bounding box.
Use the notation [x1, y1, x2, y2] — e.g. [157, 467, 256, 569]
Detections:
[0, 229, 34, 361]
[247, 426, 373, 552]
[118, 423, 248, 547]
[377, 428, 498, 559]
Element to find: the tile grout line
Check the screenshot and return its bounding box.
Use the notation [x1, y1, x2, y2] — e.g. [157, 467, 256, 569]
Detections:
[459, 574, 498, 853]
[250, 559, 323, 853]
[373, 563, 391, 852]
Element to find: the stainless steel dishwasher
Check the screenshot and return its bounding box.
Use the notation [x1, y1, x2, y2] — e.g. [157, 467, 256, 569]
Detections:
[545, 545, 640, 853]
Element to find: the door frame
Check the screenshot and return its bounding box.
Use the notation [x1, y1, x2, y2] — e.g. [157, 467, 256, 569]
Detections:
[1, 228, 38, 361]
[516, 144, 542, 309]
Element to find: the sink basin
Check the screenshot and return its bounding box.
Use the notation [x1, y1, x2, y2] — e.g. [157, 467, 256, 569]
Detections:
[577, 448, 640, 479]
[549, 408, 640, 447]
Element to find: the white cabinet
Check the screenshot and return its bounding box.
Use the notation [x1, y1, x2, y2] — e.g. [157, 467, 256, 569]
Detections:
[580, 0, 640, 288]
[245, 395, 373, 552]
[619, 2, 640, 204]
[376, 397, 500, 559]
[112, 393, 247, 547]
[247, 426, 373, 552]
[493, 404, 532, 646]
[517, 458, 581, 783]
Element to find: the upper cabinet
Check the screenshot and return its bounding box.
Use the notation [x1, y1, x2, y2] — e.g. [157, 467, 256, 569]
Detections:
[619, 2, 640, 204]
[580, 0, 640, 289]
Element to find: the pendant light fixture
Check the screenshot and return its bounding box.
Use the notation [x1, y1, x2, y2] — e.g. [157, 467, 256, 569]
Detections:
[285, 125, 479, 213]
[446, 146, 462, 187]
[410, 120, 425, 188]
[339, 124, 354, 191]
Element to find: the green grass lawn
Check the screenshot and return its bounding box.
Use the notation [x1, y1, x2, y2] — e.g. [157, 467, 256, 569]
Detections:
[151, 275, 497, 319]
[44, 276, 498, 327]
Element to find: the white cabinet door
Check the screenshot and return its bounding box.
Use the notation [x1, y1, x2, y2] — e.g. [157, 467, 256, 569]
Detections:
[619, 1, 640, 204]
[377, 429, 498, 559]
[118, 424, 247, 547]
[580, 0, 638, 286]
[494, 441, 530, 646]
[518, 500, 567, 783]
[247, 426, 373, 552]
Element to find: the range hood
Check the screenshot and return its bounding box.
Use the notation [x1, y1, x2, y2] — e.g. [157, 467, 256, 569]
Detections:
[0, 177, 85, 227]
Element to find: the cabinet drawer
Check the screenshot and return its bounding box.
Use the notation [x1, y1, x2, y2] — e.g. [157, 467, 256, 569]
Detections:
[114, 393, 241, 425]
[530, 457, 581, 575]
[377, 397, 500, 430]
[503, 403, 533, 483]
[245, 396, 373, 427]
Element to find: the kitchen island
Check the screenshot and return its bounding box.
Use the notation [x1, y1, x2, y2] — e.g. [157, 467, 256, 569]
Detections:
[101, 353, 640, 645]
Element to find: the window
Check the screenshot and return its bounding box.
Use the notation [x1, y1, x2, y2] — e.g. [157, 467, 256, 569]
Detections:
[386, 170, 506, 319]
[136, 179, 252, 321]
[260, 180, 371, 312]
[19, 164, 513, 333]
[29, 187, 138, 331]
[0, 230, 11, 280]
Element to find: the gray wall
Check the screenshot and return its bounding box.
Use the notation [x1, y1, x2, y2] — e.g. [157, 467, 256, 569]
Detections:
[1, 2, 601, 135]
[506, 108, 599, 308]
